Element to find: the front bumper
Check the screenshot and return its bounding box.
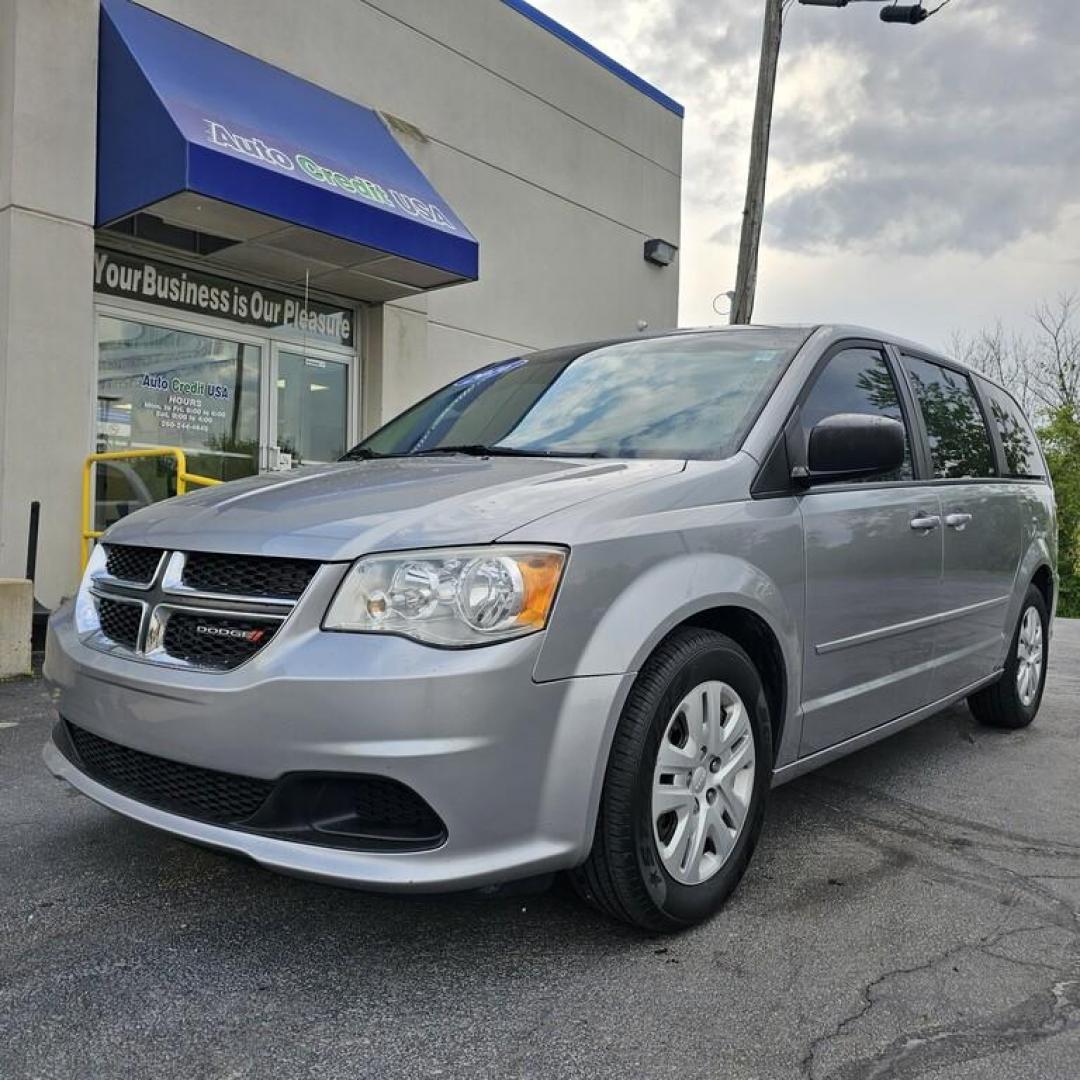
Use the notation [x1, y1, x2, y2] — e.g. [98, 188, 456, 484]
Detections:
[43, 599, 633, 892]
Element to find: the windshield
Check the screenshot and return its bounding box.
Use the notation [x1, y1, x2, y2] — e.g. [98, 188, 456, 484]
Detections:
[346, 330, 806, 461]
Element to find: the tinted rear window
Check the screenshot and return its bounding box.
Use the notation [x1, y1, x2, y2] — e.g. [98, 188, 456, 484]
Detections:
[982, 383, 1045, 478]
[901, 356, 996, 479]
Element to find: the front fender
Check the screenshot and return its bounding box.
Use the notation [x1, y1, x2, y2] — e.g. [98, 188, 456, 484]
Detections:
[554, 553, 798, 677]
[531, 502, 806, 766]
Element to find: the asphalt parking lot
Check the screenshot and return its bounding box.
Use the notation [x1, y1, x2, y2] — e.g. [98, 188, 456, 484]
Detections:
[3, 625, 1079, 1080]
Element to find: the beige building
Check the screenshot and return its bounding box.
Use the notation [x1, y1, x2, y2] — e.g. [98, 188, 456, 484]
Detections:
[0, 0, 682, 609]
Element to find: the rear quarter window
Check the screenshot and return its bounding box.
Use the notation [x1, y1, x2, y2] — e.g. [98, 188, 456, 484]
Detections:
[982, 382, 1046, 479]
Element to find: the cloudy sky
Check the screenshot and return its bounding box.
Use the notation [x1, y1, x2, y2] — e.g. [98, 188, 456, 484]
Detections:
[531, 0, 1079, 350]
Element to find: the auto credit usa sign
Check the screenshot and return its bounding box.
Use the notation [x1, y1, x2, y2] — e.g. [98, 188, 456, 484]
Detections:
[202, 118, 460, 233]
[94, 248, 354, 348]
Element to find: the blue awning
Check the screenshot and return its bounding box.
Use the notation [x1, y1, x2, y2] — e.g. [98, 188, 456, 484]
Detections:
[96, 0, 478, 301]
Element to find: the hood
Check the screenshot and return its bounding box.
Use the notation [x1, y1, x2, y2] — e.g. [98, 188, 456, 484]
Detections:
[102, 455, 685, 560]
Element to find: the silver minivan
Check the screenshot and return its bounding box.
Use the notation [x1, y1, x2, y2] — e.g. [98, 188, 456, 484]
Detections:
[44, 325, 1056, 930]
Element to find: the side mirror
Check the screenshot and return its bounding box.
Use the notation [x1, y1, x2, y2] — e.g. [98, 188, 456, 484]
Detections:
[802, 413, 905, 484]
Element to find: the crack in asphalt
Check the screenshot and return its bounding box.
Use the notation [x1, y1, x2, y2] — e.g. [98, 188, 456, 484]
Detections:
[796, 776, 1080, 1080]
[798, 924, 1068, 1080]
[980, 947, 1069, 976]
[818, 977, 1080, 1080]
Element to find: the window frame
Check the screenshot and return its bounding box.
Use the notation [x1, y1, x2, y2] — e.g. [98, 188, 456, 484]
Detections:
[752, 337, 1050, 497]
[973, 374, 1048, 483]
[93, 295, 361, 474]
[891, 346, 1001, 484]
[778, 338, 927, 491]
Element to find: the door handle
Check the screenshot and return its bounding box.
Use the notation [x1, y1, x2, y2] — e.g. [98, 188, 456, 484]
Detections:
[945, 512, 973, 530]
[910, 514, 941, 532]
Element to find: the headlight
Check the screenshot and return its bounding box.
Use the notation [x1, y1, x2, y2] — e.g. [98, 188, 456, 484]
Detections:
[324, 546, 567, 646]
[74, 545, 108, 636]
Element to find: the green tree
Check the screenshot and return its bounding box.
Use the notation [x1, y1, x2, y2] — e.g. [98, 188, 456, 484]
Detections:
[1038, 407, 1080, 616]
[954, 294, 1080, 616]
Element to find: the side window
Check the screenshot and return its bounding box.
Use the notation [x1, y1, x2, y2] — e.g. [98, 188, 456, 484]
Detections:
[983, 383, 1045, 479]
[901, 356, 995, 479]
[799, 347, 913, 481]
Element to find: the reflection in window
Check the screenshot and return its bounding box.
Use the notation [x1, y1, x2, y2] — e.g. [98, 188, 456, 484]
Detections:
[276, 352, 348, 466]
[983, 384, 1045, 478]
[799, 348, 913, 481]
[901, 356, 995, 480]
[95, 316, 261, 529]
[356, 331, 806, 461]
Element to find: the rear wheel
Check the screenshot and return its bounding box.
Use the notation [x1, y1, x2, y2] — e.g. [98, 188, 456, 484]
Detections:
[571, 627, 772, 931]
[968, 584, 1048, 729]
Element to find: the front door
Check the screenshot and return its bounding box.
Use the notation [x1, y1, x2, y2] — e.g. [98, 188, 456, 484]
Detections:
[95, 310, 358, 533]
[270, 347, 353, 470]
[899, 354, 1023, 696]
[797, 345, 945, 755]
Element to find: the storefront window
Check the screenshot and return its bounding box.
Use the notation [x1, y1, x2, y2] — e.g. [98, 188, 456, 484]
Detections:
[276, 350, 349, 467]
[95, 315, 261, 530]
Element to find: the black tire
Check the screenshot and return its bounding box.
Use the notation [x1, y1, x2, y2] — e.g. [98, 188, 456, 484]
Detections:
[968, 584, 1049, 730]
[571, 627, 773, 932]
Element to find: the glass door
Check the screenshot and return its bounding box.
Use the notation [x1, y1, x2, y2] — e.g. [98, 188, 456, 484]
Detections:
[95, 314, 263, 531]
[93, 307, 359, 531]
[271, 346, 353, 470]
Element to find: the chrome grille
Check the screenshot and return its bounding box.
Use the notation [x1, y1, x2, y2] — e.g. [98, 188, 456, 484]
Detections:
[160, 611, 281, 670]
[181, 552, 319, 600]
[103, 544, 163, 585]
[86, 548, 317, 672]
[96, 596, 142, 649]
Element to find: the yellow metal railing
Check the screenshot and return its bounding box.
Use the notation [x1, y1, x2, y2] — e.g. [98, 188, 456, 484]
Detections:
[81, 448, 221, 571]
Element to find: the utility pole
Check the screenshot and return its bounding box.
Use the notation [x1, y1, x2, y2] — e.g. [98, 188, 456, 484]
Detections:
[729, 0, 940, 325]
[729, 0, 783, 326]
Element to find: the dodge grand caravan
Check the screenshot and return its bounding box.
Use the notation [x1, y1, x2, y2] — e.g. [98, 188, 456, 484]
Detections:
[44, 325, 1056, 930]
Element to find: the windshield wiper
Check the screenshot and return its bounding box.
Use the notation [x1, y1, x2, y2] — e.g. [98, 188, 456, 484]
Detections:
[413, 444, 526, 457]
[340, 446, 388, 461]
[344, 444, 608, 460]
[412, 444, 605, 459]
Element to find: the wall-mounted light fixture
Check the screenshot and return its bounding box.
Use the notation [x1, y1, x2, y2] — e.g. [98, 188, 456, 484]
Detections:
[644, 238, 678, 267]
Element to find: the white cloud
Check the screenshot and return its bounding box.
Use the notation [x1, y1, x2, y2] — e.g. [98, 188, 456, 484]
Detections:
[529, 0, 1080, 350]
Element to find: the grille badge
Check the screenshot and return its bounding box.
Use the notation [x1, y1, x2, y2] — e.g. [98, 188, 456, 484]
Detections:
[195, 624, 267, 644]
[89, 548, 303, 671]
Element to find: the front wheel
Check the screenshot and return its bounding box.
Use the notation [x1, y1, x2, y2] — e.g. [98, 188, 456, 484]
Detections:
[571, 627, 773, 931]
[968, 584, 1049, 729]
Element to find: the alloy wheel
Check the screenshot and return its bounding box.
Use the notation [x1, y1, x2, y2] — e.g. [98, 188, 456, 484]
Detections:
[1016, 605, 1044, 708]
